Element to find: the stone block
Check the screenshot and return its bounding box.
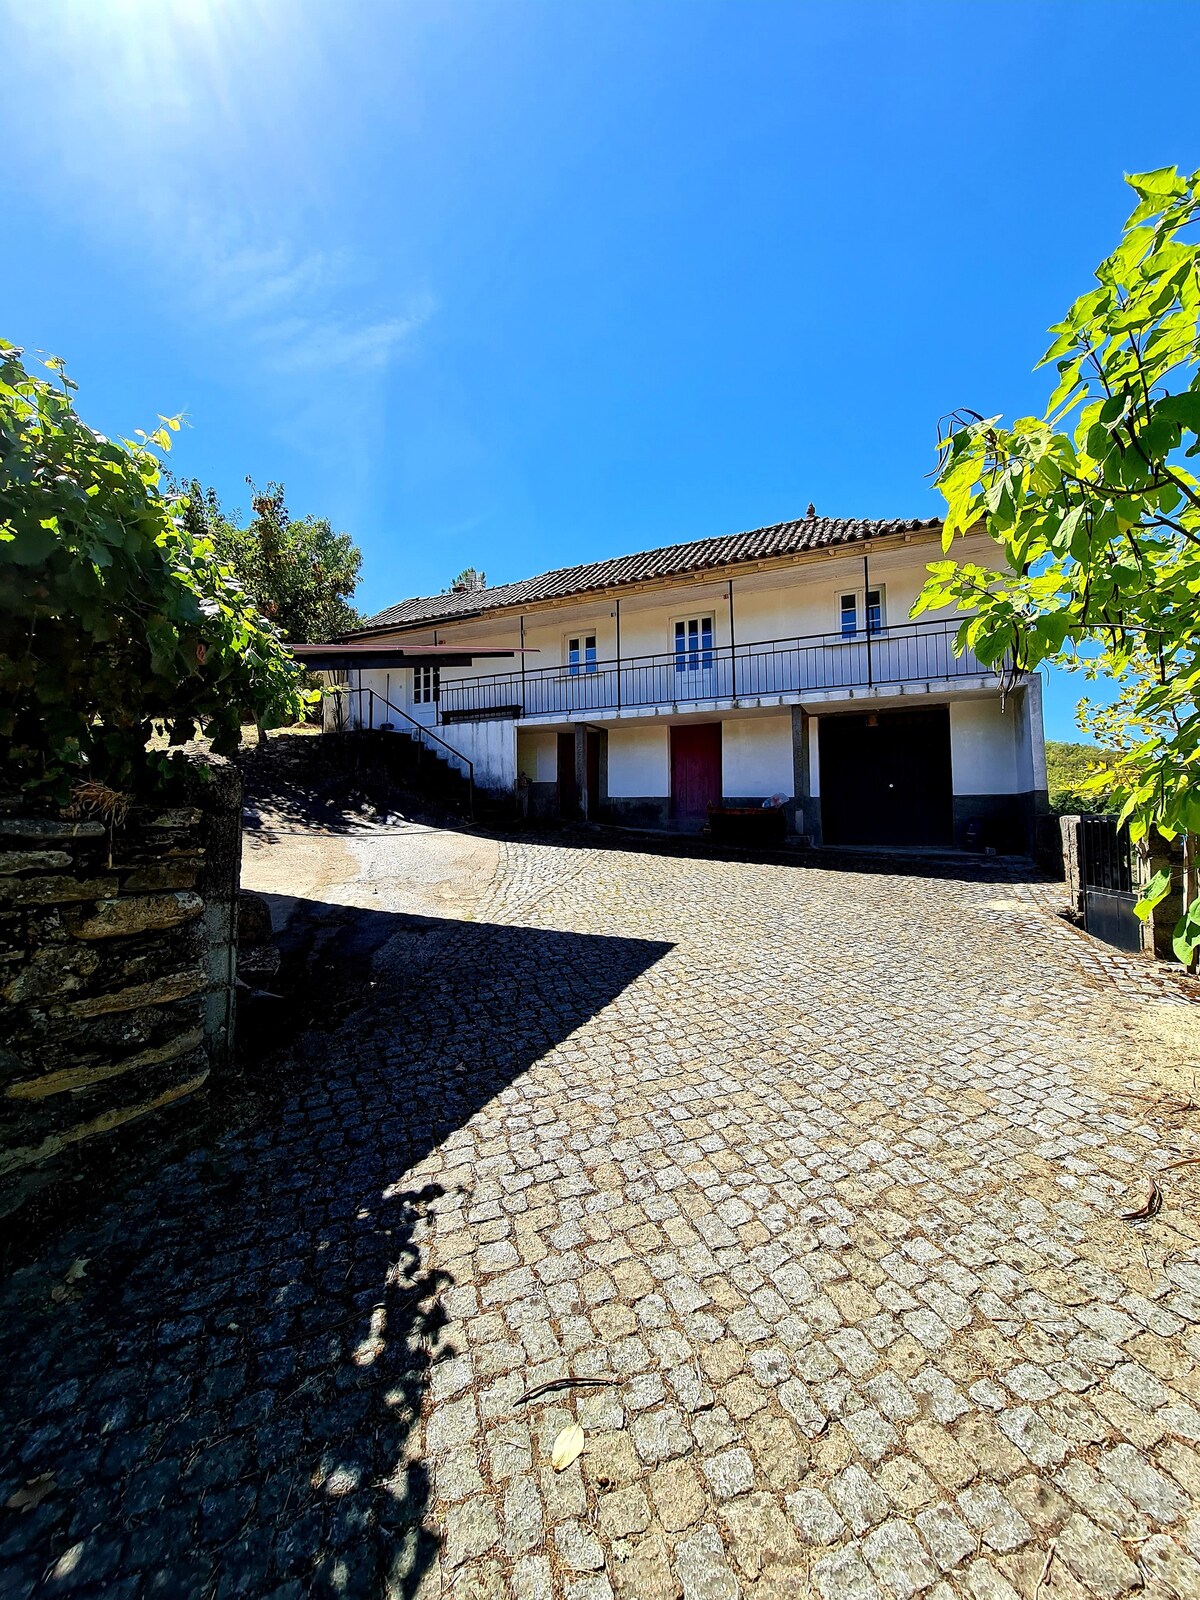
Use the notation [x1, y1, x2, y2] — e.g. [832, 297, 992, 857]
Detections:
[0, 850, 72, 875]
[0, 874, 120, 907]
[1, 944, 101, 1005]
[120, 862, 201, 892]
[56, 970, 206, 1019]
[0, 817, 105, 840]
[64, 892, 204, 940]
[5, 1030, 205, 1099]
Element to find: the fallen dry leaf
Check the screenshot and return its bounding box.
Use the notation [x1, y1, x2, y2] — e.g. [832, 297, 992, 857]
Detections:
[65, 1259, 88, 1283]
[5, 1473, 55, 1513]
[551, 1423, 585, 1472]
[1120, 1177, 1163, 1222]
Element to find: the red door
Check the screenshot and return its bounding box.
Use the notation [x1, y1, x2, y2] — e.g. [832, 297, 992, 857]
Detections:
[671, 724, 722, 824]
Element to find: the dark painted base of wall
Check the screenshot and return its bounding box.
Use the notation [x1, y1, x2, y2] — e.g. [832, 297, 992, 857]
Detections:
[795, 795, 822, 845]
[952, 792, 1044, 855]
[525, 781, 560, 820]
[721, 796, 799, 835]
[602, 796, 674, 829]
[600, 795, 802, 835]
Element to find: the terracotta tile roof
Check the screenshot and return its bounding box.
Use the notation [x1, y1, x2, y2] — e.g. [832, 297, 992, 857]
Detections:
[354, 513, 942, 634]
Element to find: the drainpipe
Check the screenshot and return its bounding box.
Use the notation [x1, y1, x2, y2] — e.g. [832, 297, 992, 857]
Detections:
[520, 615, 526, 713]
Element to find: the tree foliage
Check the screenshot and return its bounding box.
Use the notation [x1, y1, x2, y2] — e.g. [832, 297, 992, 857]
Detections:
[916, 167, 1200, 957]
[0, 343, 307, 801]
[1044, 740, 1120, 816]
[179, 479, 361, 643]
[443, 566, 487, 594]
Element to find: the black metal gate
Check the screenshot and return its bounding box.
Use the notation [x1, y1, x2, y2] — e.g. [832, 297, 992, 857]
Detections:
[1080, 815, 1141, 953]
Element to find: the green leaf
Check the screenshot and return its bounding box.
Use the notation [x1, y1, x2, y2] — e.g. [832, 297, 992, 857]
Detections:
[1155, 392, 1200, 432]
[1134, 868, 1172, 919]
[1172, 898, 1200, 963]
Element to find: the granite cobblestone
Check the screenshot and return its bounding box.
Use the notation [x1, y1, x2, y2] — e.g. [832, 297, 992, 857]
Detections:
[3, 835, 1200, 1596]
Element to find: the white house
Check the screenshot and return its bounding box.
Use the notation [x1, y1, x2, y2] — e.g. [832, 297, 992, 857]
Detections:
[303, 512, 1047, 853]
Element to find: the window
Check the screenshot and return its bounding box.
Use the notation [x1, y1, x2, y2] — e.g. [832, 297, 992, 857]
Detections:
[675, 615, 714, 673]
[567, 634, 597, 675]
[838, 588, 885, 638]
[413, 664, 440, 704]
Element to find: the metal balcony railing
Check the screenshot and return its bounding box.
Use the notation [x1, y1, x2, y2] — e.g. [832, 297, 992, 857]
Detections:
[438, 617, 994, 722]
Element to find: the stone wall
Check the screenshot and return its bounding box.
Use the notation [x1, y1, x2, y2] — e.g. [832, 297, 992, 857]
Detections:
[0, 762, 242, 1217]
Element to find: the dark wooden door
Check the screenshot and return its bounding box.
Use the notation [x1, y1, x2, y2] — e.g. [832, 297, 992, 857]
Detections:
[671, 723, 722, 823]
[557, 732, 578, 819]
[820, 707, 952, 847]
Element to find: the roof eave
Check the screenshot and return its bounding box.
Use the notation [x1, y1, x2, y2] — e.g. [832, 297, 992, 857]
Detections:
[348, 521, 947, 640]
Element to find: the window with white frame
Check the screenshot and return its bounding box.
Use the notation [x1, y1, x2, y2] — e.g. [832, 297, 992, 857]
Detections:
[838, 587, 885, 638]
[674, 615, 714, 672]
[566, 633, 598, 675]
[413, 664, 440, 703]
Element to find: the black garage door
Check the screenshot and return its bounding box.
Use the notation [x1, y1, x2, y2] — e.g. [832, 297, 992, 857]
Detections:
[820, 707, 953, 848]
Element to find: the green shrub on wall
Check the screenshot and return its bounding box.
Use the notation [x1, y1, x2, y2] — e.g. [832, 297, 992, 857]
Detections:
[0, 342, 307, 802]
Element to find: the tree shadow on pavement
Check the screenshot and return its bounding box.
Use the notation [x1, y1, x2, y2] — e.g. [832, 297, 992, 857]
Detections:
[485, 818, 1060, 888]
[0, 904, 672, 1600]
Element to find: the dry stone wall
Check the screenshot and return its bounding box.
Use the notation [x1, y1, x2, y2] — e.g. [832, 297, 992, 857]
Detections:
[0, 761, 242, 1217]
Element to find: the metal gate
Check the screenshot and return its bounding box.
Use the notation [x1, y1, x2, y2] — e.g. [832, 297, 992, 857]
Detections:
[1080, 815, 1141, 953]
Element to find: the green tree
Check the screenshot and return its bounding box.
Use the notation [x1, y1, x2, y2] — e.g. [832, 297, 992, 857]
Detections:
[1044, 741, 1120, 815]
[179, 479, 362, 644]
[0, 342, 307, 801]
[443, 566, 487, 593]
[916, 167, 1200, 958]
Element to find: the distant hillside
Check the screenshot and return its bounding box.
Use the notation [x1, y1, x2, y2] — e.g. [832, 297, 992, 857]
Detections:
[1046, 740, 1120, 815]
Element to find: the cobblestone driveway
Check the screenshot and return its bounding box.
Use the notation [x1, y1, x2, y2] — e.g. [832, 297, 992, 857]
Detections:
[4, 832, 1200, 1600]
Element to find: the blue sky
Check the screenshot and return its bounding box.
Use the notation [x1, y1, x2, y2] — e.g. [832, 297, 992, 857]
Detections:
[3, 0, 1198, 740]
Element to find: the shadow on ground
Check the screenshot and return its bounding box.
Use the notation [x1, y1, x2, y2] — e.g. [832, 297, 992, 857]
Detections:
[0, 902, 672, 1600]
[491, 816, 1060, 888]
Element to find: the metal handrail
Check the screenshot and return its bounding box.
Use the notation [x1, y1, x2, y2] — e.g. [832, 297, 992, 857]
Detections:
[439, 616, 996, 721]
[345, 684, 475, 820]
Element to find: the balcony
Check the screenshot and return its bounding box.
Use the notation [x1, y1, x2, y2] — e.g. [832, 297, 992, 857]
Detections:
[438, 617, 997, 723]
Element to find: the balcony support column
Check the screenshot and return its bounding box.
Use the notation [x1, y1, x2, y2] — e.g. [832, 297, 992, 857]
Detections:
[728, 580, 737, 698]
[863, 552, 873, 687]
[574, 725, 589, 821]
[615, 599, 621, 710]
[791, 706, 820, 843]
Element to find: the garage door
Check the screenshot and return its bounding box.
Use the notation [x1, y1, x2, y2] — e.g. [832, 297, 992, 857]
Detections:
[820, 707, 953, 848]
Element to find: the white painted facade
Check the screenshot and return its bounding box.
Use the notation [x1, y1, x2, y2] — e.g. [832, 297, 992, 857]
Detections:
[340, 524, 1048, 851]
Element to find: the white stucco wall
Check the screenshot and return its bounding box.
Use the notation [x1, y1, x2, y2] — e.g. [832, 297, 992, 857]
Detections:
[517, 729, 559, 783]
[446, 719, 517, 792]
[608, 727, 669, 797]
[1015, 677, 1047, 792]
[722, 718, 794, 797]
[949, 699, 1019, 795]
